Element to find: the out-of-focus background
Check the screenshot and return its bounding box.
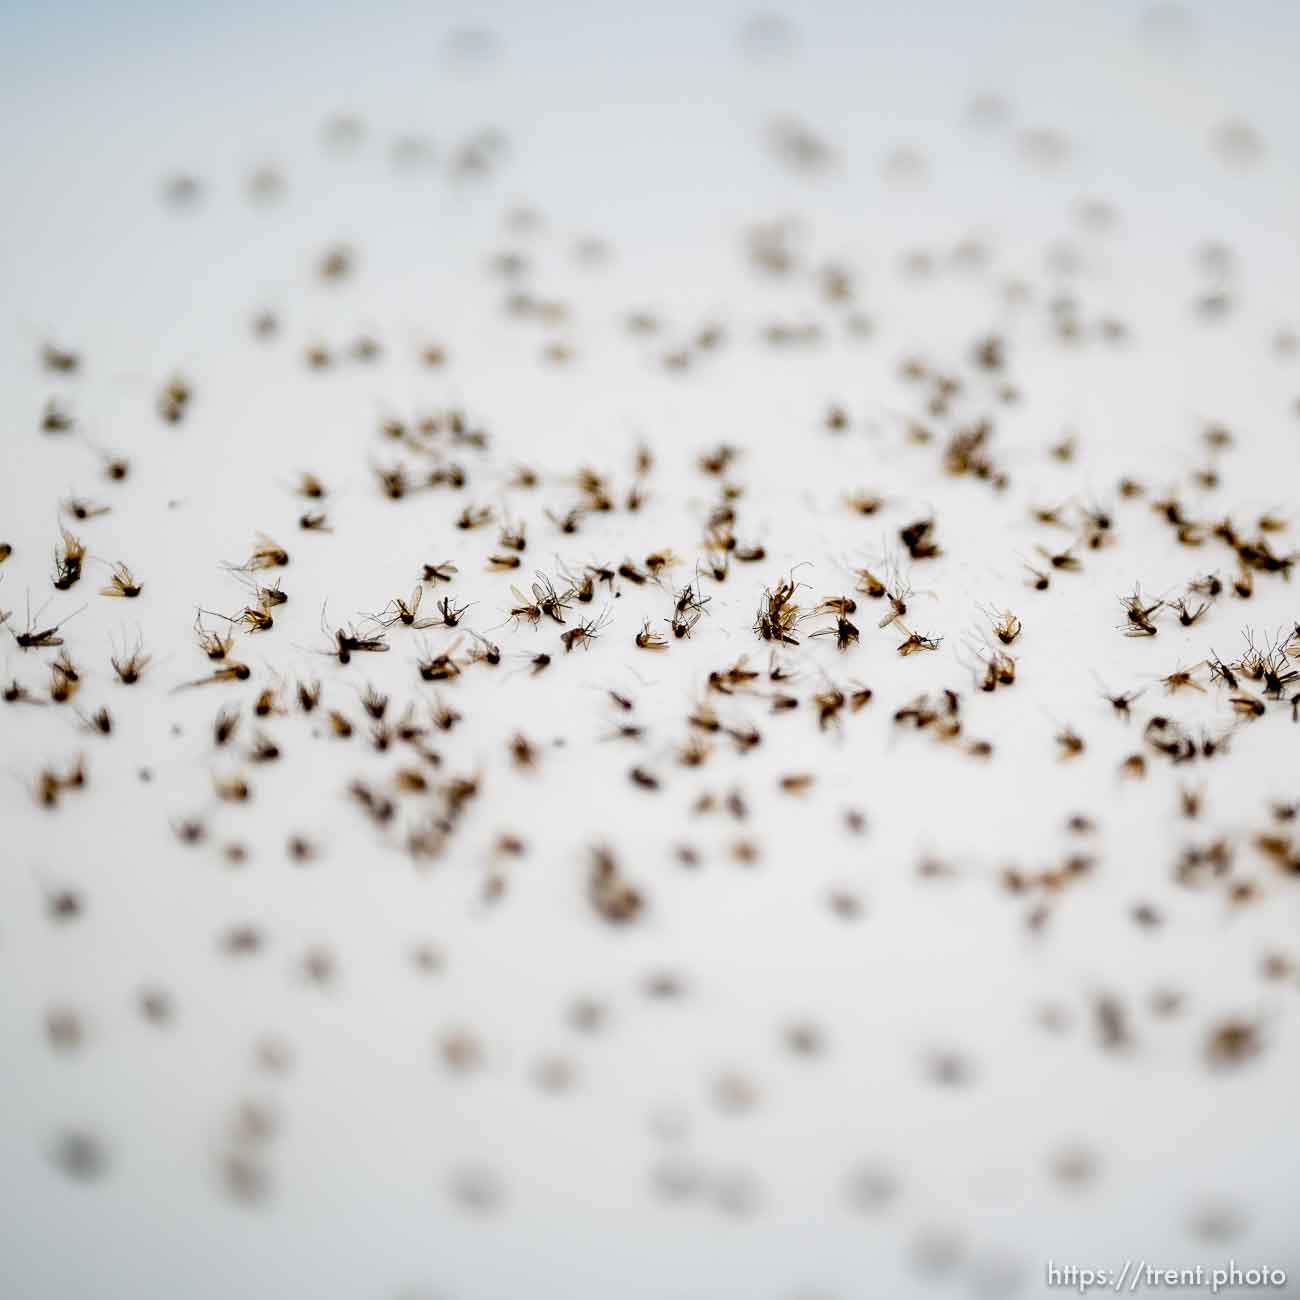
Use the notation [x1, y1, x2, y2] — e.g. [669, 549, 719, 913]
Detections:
[3, 3, 1300, 1298]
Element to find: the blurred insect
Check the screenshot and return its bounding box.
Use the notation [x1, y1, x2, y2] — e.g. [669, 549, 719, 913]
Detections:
[110, 635, 151, 684]
[422, 561, 458, 584]
[11, 596, 84, 649]
[670, 609, 703, 640]
[1102, 685, 1144, 719]
[42, 342, 79, 373]
[61, 497, 110, 521]
[846, 491, 883, 516]
[978, 650, 1017, 691]
[3, 679, 40, 705]
[213, 708, 240, 746]
[1207, 653, 1239, 689]
[1038, 545, 1080, 572]
[588, 846, 643, 923]
[456, 505, 494, 531]
[899, 517, 941, 560]
[708, 659, 760, 694]
[321, 610, 389, 665]
[157, 375, 192, 423]
[467, 632, 501, 666]
[41, 398, 74, 433]
[81, 705, 112, 735]
[1056, 728, 1086, 759]
[1162, 664, 1205, 694]
[416, 639, 462, 682]
[298, 511, 331, 532]
[546, 507, 584, 535]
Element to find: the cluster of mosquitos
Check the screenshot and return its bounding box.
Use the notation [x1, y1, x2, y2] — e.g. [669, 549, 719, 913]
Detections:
[5, 121, 1300, 1247]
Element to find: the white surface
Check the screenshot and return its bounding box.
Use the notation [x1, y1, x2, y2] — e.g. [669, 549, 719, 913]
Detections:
[2, 3, 1300, 1298]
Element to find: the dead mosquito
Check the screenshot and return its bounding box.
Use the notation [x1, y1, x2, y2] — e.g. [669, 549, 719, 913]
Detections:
[99, 563, 142, 598]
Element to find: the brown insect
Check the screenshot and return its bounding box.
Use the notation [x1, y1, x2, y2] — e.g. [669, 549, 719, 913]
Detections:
[899, 517, 941, 560]
[41, 398, 74, 433]
[100, 563, 142, 598]
[12, 597, 84, 650]
[1171, 598, 1209, 627]
[213, 707, 240, 746]
[561, 608, 611, 653]
[812, 614, 859, 651]
[635, 620, 669, 651]
[432, 596, 473, 628]
[845, 491, 883, 515]
[896, 623, 941, 656]
[1102, 685, 1143, 719]
[978, 650, 1017, 691]
[1038, 545, 1080, 572]
[754, 571, 804, 645]
[110, 636, 151, 684]
[176, 663, 252, 690]
[455, 504, 494, 530]
[422, 560, 459, 584]
[467, 631, 501, 666]
[323, 614, 389, 665]
[61, 497, 110, 521]
[157, 374, 192, 423]
[511, 575, 569, 627]
[416, 639, 462, 682]
[1056, 728, 1086, 759]
[372, 587, 439, 630]
[53, 530, 85, 590]
[241, 534, 289, 571]
[854, 568, 887, 599]
[669, 609, 703, 640]
[1206, 1019, 1262, 1068]
[195, 617, 235, 661]
[588, 846, 643, 923]
[987, 609, 1021, 644]
[1120, 589, 1162, 637]
[1161, 664, 1205, 694]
